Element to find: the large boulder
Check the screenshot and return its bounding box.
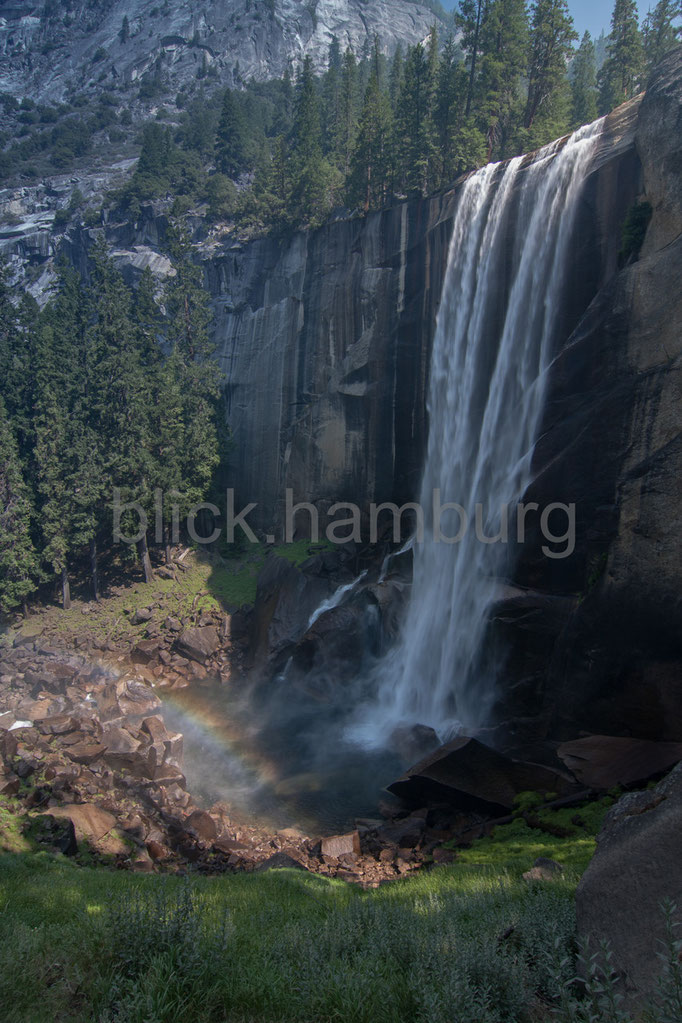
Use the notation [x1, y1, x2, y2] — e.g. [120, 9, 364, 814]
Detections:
[249, 554, 331, 669]
[175, 626, 221, 665]
[388, 736, 574, 812]
[557, 735, 682, 789]
[576, 763, 682, 1007]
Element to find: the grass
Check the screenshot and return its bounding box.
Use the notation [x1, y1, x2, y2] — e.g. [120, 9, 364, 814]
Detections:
[0, 850, 578, 1023]
[454, 795, 616, 875]
[1, 539, 338, 653]
[0, 793, 679, 1022]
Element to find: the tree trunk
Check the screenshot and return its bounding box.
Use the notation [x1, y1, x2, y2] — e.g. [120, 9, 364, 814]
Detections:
[163, 523, 172, 565]
[90, 536, 100, 602]
[61, 566, 71, 610]
[138, 531, 153, 584]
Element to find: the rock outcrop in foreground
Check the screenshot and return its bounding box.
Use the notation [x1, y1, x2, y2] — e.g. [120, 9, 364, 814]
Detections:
[576, 763, 682, 1008]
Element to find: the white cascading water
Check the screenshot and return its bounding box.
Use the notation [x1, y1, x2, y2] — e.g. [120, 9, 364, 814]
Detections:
[352, 118, 604, 746]
[307, 571, 369, 629]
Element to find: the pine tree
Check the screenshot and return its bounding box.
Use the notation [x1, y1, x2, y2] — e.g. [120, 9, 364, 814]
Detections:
[323, 36, 343, 148]
[289, 56, 335, 226]
[119, 14, 130, 44]
[571, 31, 598, 126]
[33, 322, 75, 609]
[32, 263, 91, 606]
[88, 241, 152, 586]
[348, 42, 394, 211]
[434, 35, 469, 185]
[643, 0, 681, 73]
[524, 0, 577, 131]
[395, 43, 437, 195]
[215, 88, 248, 178]
[163, 223, 221, 527]
[389, 44, 405, 111]
[0, 396, 38, 613]
[598, 0, 644, 112]
[478, 0, 528, 159]
[334, 49, 359, 176]
[457, 0, 487, 118]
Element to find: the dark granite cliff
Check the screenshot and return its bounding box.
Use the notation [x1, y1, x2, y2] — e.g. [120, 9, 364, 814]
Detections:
[497, 47, 682, 745]
[209, 48, 682, 743]
[208, 96, 642, 535]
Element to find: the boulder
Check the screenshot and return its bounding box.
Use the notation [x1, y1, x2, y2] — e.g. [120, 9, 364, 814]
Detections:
[557, 735, 682, 789]
[320, 831, 361, 860]
[374, 815, 425, 849]
[185, 809, 218, 844]
[255, 852, 307, 872]
[132, 608, 153, 625]
[34, 715, 81, 736]
[115, 680, 160, 717]
[42, 803, 118, 845]
[65, 741, 108, 765]
[175, 626, 220, 665]
[131, 640, 161, 665]
[576, 763, 682, 1007]
[523, 857, 564, 881]
[390, 723, 440, 765]
[388, 736, 573, 812]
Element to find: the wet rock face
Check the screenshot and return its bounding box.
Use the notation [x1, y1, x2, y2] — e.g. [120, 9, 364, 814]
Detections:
[210, 199, 454, 534]
[495, 49, 682, 744]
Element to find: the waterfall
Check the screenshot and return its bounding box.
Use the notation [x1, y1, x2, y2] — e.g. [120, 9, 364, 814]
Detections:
[352, 119, 604, 746]
[307, 571, 369, 629]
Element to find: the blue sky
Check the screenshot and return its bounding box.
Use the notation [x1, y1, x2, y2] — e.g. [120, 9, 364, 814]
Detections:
[438, 1, 652, 41]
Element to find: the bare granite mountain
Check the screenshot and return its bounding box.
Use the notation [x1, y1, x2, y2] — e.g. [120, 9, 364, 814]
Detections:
[0, 0, 447, 103]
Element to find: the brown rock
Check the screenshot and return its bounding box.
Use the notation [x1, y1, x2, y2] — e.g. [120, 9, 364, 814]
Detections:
[66, 741, 108, 765]
[185, 809, 218, 843]
[523, 857, 564, 881]
[132, 608, 153, 625]
[176, 627, 221, 665]
[321, 831, 361, 860]
[42, 803, 117, 844]
[388, 736, 572, 812]
[131, 640, 161, 665]
[557, 736, 682, 790]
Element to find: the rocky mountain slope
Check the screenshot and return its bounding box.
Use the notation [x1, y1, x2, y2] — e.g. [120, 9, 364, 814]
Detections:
[0, 0, 447, 103]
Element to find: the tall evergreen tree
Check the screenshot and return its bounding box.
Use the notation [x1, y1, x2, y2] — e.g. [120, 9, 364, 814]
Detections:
[598, 0, 644, 111]
[478, 0, 528, 159]
[0, 396, 38, 613]
[215, 88, 248, 177]
[163, 223, 221, 532]
[642, 0, 681, 72]
[571, 31, 598, 126]
[389, 44, 405, 111]
[33, 321, 76, 609]
[289, 56, 334, 225]
[434, 35, 469, 184]
[92, 243, 156, 587]
[334, 49, 360, 176]
[457, 0, 487, 118]
[524, 0, 577, 131]
[323, 36, 343, 148]
[395, 42, 438, 195]
[348, 42, 394, 211]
